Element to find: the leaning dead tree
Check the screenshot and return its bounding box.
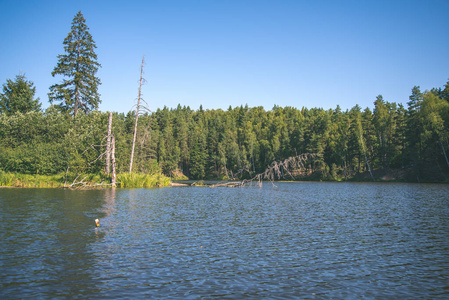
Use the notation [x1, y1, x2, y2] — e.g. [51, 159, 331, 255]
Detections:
[211, 153, 316, 188]
[129, 55, 148, 173]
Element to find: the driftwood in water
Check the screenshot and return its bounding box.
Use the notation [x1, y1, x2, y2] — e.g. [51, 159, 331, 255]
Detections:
[169, 182, 189, 187]
[209, 181, 244, 188]
[169, 181, 243, 188]
[64, 174, 111, 189]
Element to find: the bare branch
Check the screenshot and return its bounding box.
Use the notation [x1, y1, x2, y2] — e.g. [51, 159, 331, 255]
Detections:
[216, 153, 316, 188]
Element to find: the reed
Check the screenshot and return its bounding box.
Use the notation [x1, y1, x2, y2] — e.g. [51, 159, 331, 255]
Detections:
[0, 171, 16, 186]
[117, 173, 171, 188]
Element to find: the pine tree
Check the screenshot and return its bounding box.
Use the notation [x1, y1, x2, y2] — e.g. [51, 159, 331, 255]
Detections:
[0, 74, 41, 115]
[49, 11, 101, 117]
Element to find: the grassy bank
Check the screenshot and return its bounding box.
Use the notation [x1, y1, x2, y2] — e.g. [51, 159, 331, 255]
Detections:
[0, 171, 171, 188]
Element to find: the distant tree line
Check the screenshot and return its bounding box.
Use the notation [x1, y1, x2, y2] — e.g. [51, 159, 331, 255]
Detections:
[0, 79, 448, 182]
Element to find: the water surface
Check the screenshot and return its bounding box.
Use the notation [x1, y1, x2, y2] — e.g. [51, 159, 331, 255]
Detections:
[1, 183, 449, 298]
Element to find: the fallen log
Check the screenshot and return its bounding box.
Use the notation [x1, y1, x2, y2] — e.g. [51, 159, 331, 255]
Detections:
[169, 182, 189, 187]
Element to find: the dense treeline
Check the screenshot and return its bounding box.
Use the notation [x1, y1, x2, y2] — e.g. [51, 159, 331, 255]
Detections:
[1, 81, 448, 182]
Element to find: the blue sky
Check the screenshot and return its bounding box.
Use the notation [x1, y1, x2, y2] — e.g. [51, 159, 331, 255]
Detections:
[1, 0, 448, 113]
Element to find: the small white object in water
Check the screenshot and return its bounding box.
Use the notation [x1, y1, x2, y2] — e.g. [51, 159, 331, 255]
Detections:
[95, 219, 100, 227]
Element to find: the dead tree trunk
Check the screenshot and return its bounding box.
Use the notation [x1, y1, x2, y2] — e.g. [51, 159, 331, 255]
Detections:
[111, 134, 116, 187]
[106, 112, 112, 174]
[129, 55, 145, 173]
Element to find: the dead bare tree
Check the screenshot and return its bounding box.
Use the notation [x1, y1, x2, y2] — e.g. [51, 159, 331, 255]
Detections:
[211, 153, 316, 188]
[129, 55, 147, 173]
[249, 153, 316, 187]
[105, 112, 112, 174]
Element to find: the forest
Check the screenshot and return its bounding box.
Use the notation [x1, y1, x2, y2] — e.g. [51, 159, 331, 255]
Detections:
[1, 11, 448, 185]
[1, 80, 449, 184]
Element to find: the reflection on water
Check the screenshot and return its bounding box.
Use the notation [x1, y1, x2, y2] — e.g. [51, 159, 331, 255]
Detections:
[1, 183, 449, 298]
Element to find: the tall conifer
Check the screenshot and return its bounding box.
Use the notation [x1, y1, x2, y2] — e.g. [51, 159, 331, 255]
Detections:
[49, 11, 101, 117]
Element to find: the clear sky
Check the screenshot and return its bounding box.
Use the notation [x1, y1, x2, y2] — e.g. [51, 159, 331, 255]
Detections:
[1, 0, 448, 113]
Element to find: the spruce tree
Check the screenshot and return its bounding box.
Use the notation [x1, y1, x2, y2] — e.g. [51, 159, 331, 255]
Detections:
[0, 74, 41, 115]
[49, 11, 101, 117]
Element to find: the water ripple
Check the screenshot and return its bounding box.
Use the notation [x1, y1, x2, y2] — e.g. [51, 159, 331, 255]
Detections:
[1, 183, 449, 298]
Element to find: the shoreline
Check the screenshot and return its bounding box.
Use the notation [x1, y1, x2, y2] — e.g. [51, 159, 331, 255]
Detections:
[1, 168, 448, 189]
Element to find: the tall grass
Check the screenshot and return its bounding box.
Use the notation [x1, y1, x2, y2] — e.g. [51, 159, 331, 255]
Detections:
[117, 173, 171, 188]
[0, 171, 16, 186]
[0, 171, 65, 188]
[0, 171, 170, 188]
[0, 172, 105, 188]
[15, 174, 64, 188]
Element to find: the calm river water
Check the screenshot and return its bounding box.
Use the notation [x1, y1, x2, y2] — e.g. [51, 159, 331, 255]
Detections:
[1, 182, 449, 298]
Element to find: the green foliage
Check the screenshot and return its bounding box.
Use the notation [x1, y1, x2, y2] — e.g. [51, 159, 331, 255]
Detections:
[48, 11, 101, 117]
[0, 74, 41, 115]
